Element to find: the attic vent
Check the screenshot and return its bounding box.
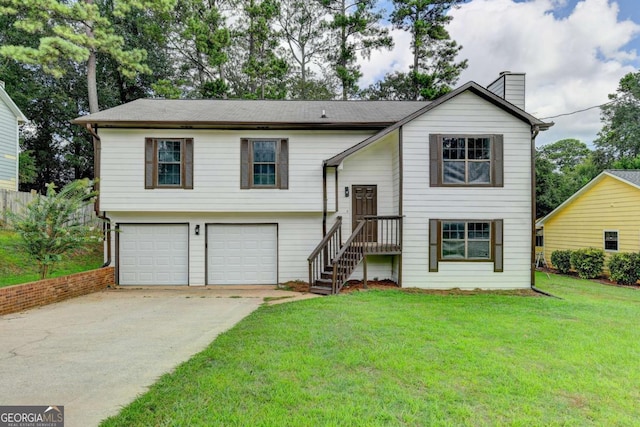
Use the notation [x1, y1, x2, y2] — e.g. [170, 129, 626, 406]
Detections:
[321, 109, 327, 118]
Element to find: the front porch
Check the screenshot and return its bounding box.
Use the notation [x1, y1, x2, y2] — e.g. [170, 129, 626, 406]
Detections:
[307, 215, 402, 295]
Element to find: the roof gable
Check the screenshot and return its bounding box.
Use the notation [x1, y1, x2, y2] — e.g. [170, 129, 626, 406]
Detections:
[536, 170, 640, 226]
[325, 81, 553, 167]
[0, 85, 27, 123]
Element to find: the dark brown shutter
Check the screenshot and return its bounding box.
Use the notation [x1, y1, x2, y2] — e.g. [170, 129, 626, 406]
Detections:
[429, 219, 439, 272]
[145, 138, 155, 189]
[429, 134, 440, 187]
[184, 138, 194, 189]
[279, 139, 289, 189]
[493, 135, 504, 187]
[493, 219, 504, 272]
[240, 138, 250, 189]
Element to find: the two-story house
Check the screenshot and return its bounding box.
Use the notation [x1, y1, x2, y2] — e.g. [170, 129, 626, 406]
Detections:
[0, 80, 27, 191]
[74, 72, 552, 293]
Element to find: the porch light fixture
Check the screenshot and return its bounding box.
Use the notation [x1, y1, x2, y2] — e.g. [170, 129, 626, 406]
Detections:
[345, 187, 349, 197]
[195, 224, 200, 235]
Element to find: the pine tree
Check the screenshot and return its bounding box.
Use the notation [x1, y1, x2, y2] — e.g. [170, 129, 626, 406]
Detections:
[365, 0, 467, 101]
[321, 0, 393, 100]
[0, 0, 175, 112]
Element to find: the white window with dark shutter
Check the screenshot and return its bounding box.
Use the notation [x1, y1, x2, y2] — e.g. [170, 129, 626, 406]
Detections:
[240, 138, 289, 189]
[145, 138, 194, 189]
[430, 134, 503, 187]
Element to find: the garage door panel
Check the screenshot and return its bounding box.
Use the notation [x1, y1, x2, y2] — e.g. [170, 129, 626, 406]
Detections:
[207, 224, 277, 285]
[119, 224, 189, 285]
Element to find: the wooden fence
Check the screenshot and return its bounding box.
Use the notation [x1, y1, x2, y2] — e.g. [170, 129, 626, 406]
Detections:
[0, 189, 97, 226]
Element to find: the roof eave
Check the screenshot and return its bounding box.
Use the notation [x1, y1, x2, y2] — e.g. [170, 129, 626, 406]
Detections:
[71, 119, 396, 130]
[0, 88, 28, 123]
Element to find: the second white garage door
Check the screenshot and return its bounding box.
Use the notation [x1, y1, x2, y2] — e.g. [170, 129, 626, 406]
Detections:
[207, 224, 277, 285]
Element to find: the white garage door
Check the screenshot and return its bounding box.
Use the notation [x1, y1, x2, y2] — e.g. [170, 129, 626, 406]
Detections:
[119, 224, 189, 285]
[207, 224, 277, 285]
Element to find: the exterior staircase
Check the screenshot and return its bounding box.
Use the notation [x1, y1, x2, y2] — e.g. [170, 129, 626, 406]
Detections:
[307, 216, 402, 295]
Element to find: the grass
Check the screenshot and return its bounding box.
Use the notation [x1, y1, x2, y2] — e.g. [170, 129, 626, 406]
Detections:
[0, 229, 103, 287]
[101, 272, 640, 426]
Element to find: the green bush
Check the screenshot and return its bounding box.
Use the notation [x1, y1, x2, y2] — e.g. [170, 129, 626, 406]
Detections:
[607, 252, 640, 285]
[570, 248, 604, 279]
[551, 250, 572, 274]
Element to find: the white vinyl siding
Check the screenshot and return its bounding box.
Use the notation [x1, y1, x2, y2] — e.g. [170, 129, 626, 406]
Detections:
[0, 98, 18, 191]
[99, 129, 373, 212]
[402, 91, 532, 289]
[504, 74, 526, 110]
[486, 73, 525, 110]
[336, 132, 397, 236]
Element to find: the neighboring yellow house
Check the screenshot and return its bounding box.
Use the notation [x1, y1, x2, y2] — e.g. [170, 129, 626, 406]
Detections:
[536, 170, 640, 270]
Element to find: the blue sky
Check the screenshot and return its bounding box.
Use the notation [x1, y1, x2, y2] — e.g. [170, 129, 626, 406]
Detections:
[362, 0, 640, 147]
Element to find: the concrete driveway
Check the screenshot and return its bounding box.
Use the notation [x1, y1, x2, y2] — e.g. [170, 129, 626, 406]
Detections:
[0, 286, 317, 427]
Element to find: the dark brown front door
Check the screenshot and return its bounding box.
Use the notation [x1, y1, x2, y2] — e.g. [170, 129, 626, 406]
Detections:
[352, 185, 377, 241]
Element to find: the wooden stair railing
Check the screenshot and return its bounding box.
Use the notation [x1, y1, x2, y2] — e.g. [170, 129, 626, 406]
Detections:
[307, 217, 342, 293]
[328, 220, 367, 294]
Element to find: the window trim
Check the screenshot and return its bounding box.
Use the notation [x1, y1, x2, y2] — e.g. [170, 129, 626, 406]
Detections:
[240, 138, 289, 190]
[429, 219, 503, 272]
[429, 134, 503, 187]
[603, 230, 619, 252]
[145, 138, 194, 190]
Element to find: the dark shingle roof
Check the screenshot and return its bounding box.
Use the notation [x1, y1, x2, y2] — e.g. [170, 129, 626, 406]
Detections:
[73, 99, 430, 128]
[607, 170, 640, 187]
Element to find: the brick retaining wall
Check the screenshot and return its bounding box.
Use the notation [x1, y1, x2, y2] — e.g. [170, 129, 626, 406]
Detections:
[0, 267, 115, 315]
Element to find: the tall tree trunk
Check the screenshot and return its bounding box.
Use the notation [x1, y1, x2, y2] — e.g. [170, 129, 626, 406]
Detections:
[87, 50, 99, 113]
[340, 0, 347, 100]
[301, 47, 307, 99]
[85, 0, 99, 113]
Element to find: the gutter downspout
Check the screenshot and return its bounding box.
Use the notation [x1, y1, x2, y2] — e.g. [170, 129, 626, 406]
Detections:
[322, 161, 328, 237]
[530, 124, 540, 290]
[85, 124, 111, 268]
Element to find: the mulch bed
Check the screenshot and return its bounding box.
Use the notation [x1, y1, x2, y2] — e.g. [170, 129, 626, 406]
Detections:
[536, 267, 640, 290]
[280, 279, 541, 296]
[280, 279, 402, 294]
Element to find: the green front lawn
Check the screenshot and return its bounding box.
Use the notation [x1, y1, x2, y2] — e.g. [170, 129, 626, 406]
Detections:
[102, 273, 640, 426]
[0, 230, 103, 287]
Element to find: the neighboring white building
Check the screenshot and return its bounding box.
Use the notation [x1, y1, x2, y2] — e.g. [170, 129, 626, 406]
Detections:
[0, 81, 27, 191]
[74, 73, 552, 292]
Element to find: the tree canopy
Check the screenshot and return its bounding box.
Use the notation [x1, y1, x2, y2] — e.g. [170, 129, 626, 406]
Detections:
[0, 0, 471, 190]
[595, 71, 640, 163]
[364, 0, 467, 100]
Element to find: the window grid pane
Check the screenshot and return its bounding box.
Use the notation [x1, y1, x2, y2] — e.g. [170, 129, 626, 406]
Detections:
[157, 140, 182, 186]
[441, 137, 491, 184]
[252, 140, 277, 186]
[442, 221, 491, 260]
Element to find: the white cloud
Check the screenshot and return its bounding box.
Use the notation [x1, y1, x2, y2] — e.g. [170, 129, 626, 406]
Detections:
[359, 0, 640, 147]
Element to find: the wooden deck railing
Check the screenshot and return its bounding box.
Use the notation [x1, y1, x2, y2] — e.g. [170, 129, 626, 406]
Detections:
[361, 215, 403, 254]
[307, 217, 342, 288]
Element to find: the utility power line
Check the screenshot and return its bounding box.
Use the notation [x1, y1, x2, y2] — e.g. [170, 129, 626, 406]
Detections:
[540, 100, 615, 120]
